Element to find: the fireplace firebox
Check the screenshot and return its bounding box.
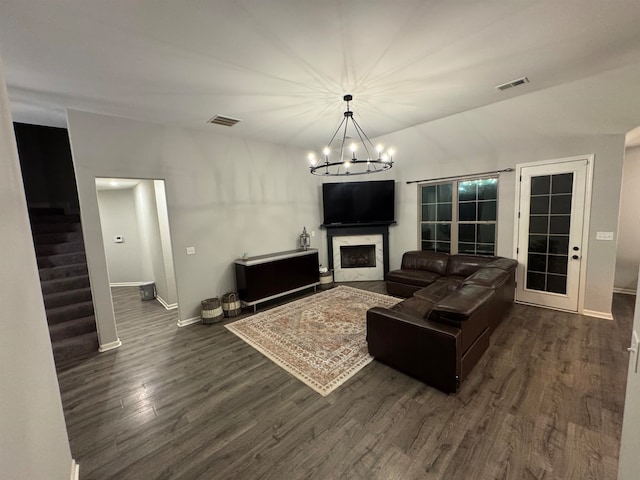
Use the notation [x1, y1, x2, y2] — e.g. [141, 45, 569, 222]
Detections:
[340, 245, 376, 269]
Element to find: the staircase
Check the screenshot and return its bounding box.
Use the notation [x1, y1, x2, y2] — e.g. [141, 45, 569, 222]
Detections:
[30, 208, 99, 365]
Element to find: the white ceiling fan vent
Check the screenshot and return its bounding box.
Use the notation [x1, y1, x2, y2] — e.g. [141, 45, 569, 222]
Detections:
[495, 76, 529, 92]
[207, 115, 242, 127]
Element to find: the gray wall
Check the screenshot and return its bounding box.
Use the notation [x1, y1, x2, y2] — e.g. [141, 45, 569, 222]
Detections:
[97, 188, 145, 283]
[615, 146, 640, 293]
[67, 112, 322, 347]
[374, 75, 627, 316]
[0, 55, 74, 479]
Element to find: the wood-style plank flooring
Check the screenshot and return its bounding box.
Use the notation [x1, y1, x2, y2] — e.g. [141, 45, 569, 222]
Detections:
[56, 284, 634, 479]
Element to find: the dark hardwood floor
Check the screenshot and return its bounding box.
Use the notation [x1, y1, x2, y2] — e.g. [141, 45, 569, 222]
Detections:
[56, 284, 634, 479]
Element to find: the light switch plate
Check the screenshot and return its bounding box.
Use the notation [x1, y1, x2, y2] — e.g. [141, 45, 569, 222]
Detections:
[186, 246, 195, 255]
[596, 231, 614, 241]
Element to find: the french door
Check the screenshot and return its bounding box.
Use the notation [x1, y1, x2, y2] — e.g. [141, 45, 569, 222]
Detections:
[515, 157, 590, 311]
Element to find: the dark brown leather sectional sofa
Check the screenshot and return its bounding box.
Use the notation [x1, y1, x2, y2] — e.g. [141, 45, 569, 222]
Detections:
[367, 250, 517, 393]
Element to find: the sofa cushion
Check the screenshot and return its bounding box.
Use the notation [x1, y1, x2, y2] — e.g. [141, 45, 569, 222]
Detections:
[401, 251, 449, 276]
[434, 275, 466, 287]
[463, 267, 509, 288]
[413, 280, 458, 303]
[484, 257, 518, 272]
[446, 254, 496, 277]
[386, 269, 441, 288]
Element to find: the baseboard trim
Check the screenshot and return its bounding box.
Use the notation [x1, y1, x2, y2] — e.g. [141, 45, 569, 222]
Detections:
[70, 459, 79, 480]
[177, 316, 201, 328]
[514, 301, 614, 320]
[99, 339, 122, 352]
[156, 295, 178, 310]
[582, 309, 614, 320]
[110, 282, 145, 287]
[613, 287, 637, 296]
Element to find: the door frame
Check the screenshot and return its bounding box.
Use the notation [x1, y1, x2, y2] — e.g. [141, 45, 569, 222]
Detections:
[512, 154, 595, 314]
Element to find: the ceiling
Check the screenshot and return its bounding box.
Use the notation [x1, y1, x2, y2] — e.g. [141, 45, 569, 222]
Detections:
[2, 0, 640, 149]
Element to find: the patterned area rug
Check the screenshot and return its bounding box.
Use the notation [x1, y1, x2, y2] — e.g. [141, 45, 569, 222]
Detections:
[225, 286, 400, 396]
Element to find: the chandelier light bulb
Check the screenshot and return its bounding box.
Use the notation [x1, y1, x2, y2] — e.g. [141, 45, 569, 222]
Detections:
[381, 153, 389, 162]
[376, 144, 384, 155]
[323, 147, 331, 157]
[308, 153, 317, 166]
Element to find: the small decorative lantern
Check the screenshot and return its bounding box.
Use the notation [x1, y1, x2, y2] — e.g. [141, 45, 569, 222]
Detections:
[299, 226, 311, 250]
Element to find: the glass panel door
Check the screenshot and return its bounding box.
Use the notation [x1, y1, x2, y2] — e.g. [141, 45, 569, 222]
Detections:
[516, 159, 588, 311]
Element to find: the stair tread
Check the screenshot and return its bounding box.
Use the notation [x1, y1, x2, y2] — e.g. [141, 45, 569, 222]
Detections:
[39, 262, 88, 272]
[44, 286, 91, 299]
[52, 332, 99, 364]
[37, 251, 86, 260]
[41, 274, 89, 286]
[47, 300, 94, 314]
[49, 315, 96, 333]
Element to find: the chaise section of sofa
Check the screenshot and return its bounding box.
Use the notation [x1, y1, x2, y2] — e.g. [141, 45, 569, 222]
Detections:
[367, 250, 517, 393]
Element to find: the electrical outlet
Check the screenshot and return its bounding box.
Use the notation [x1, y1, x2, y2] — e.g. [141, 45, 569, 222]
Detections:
[186, 246, 195, 255]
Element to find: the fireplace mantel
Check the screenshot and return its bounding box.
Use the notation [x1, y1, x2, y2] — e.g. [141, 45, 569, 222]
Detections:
[323, 224, 392, 277]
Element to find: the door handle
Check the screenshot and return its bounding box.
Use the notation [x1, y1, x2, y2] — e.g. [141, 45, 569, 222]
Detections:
[572, 255, 579, 260]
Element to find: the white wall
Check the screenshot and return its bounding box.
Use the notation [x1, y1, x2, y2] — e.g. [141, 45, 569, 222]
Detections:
[67, 112, 322, 346]
[97, 188, 145, 283]
[615, 146, 640, 293]
[0, 54, 74, 480]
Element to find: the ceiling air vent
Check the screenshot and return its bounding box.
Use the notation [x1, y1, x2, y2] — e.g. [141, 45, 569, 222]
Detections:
[495, 76, 529, 92]
[207, 115, 242, 127]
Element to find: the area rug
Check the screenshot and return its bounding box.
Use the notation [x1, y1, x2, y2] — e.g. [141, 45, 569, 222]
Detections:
[225, 286, 401, 396]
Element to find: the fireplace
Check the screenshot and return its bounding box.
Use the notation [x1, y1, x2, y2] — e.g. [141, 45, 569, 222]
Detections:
[340, 245, 376, 269]
[331, 234, 384, 281]
[325, 224, 392, 283]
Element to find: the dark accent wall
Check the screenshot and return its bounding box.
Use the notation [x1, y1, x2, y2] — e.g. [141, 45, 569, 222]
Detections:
[14, 122, 80, 213]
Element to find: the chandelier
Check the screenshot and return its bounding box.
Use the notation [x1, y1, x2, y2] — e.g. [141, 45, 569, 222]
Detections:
[308, 94, 394, 176]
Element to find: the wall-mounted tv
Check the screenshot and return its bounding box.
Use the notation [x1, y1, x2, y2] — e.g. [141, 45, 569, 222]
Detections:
[322, 180, 395, 226]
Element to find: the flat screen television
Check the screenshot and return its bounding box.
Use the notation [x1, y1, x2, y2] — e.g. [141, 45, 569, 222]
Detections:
[322, 180, 395, 225]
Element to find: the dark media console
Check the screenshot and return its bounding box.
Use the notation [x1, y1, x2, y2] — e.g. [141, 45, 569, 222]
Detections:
[235, 249, 320, 312]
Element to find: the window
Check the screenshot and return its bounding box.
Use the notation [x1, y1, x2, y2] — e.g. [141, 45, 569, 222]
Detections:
[420, 177, 498, 255]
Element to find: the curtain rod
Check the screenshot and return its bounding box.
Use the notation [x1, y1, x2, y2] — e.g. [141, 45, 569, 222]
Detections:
[406, 168, 515, 185]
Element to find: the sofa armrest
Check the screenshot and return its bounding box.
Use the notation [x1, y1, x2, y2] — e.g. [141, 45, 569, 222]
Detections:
[366, 307, 462, 393]
[430, 284, 495, 325]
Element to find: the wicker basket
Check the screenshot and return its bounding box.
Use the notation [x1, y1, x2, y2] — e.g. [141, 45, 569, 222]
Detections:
[222, 292, 242, 317]
[201, 297, 224, 325]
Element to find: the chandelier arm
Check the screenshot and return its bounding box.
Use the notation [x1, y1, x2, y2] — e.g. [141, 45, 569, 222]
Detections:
[350, 116, 375, 160]
[339, 116, 350, 163]
[326, 116, 347, 152]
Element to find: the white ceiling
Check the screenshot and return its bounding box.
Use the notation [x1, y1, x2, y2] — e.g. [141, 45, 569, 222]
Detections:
[2, 0, 640, 149]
